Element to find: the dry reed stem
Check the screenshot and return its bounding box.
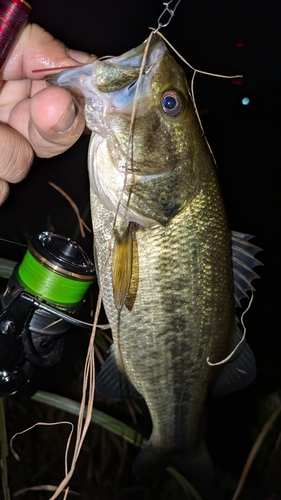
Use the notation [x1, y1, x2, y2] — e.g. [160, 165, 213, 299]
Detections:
[13, 485, 80, 497]
[48, 181, 91, 237]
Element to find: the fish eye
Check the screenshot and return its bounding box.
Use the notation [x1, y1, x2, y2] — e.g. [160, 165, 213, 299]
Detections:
[161, 90, 182, 116]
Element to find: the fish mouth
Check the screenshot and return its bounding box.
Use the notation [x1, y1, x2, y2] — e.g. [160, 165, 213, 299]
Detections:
[47, 35, 173, 228]
[46, 34, 167, 104]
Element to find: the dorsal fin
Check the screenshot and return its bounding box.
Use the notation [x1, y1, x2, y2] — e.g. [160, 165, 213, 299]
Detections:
[231, 231, 263, 308]
[112, 222, 133, 310]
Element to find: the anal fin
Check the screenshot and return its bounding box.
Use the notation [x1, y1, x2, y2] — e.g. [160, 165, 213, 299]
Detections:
[212, 326, 256, 397]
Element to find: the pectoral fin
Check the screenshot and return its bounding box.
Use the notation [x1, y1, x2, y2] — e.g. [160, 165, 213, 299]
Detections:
[96, 345, 142, 401]
[212, 326, 256, 397]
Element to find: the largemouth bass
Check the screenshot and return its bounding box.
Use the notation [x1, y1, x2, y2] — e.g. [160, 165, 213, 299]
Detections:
[48, 35, 260, 480]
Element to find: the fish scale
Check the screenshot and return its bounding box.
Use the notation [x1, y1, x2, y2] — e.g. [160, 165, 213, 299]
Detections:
[48, 33, 259, 480]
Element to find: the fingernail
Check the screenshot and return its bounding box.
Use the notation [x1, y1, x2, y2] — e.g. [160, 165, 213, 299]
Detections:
[54, 100, 78, 133]
[67, 48, 97, 64]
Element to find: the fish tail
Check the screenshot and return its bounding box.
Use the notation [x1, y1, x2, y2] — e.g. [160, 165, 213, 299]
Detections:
[132, 439, 213, 481]
[172, 441, 214, 480]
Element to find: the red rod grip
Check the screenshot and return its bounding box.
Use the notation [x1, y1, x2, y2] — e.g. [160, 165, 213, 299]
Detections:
[0, 0, 31, 69]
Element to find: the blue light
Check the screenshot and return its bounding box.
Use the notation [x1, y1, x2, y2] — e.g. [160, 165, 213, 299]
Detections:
[241, 97, 250, 106]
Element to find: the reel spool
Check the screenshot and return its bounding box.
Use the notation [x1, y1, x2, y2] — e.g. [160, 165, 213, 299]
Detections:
[0, 231, 95, 396]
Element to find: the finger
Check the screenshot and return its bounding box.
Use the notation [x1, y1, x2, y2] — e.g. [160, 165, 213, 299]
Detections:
[0, 124, 34, 182]
[29, 87, 85, 157]
[8, 86, 85, 158]
[67, 48, 95, 63]
[1, 24, 95, 80]
[0, 79, 31, 122]
[0, 179, 10, 205]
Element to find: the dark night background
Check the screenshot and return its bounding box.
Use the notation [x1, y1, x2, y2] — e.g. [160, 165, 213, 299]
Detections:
[0, 1, 281, 498]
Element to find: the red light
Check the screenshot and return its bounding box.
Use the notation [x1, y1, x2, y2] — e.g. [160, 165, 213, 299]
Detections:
[231, 78, 243, 85]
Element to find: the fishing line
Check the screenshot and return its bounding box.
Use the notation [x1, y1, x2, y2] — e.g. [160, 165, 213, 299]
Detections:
[0, 237, 27, 247]
[151, 30, 243, 81]
[18, 249, 92, 305]
[206, 287, 254, 367]
[124, 30, 154, 215]
[153, 30, 243, 168]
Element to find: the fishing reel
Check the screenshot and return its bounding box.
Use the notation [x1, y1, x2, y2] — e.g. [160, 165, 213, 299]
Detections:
[0, 231, 95, 396]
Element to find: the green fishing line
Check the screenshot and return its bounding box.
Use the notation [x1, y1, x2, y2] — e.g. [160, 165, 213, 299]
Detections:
[18, 250, 92, 306]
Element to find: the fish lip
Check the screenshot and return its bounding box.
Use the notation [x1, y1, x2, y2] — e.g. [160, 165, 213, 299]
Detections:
[45, 34, 166, 97]
[46, 63, 94, 99]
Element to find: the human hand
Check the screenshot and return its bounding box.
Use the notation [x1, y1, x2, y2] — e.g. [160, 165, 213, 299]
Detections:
[0, 23, 95, 204]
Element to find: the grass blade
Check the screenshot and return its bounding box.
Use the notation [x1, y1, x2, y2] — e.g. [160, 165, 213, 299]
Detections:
[232, 406, 281, 500]
[0, 399, 11, 500]
[167, 467, 203, 500]
[32, 390, 145, 448]
[0, 258, 16, 279]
